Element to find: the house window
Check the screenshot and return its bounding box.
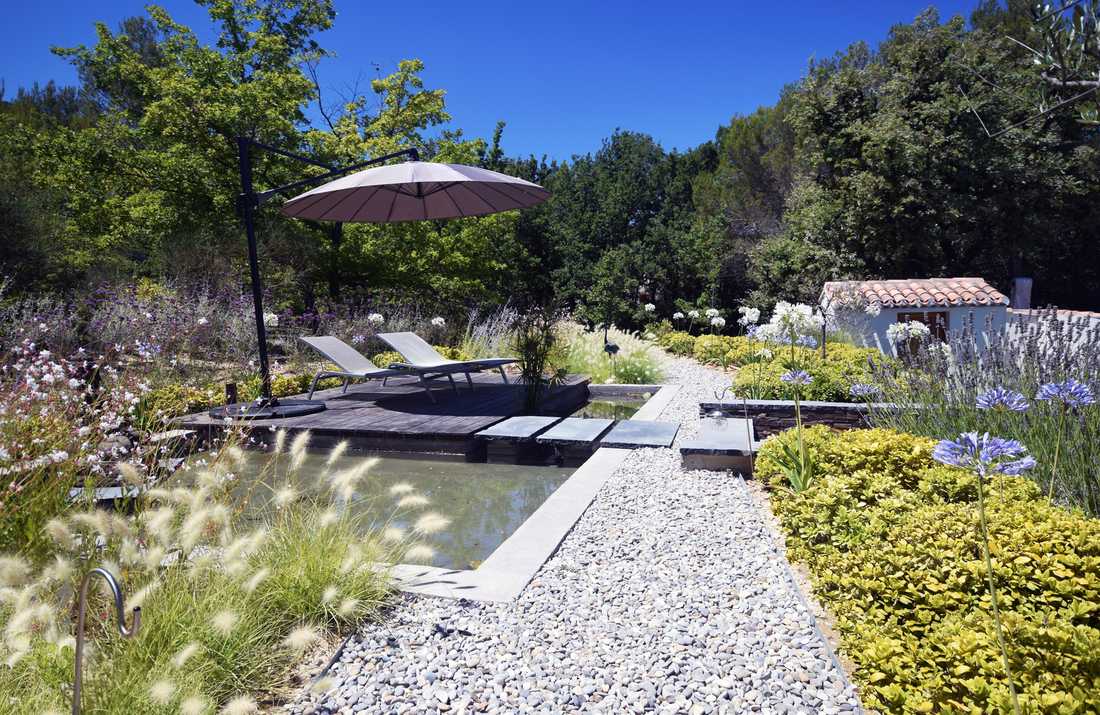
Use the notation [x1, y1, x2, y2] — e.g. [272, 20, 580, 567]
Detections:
[898, 311, 949, 341]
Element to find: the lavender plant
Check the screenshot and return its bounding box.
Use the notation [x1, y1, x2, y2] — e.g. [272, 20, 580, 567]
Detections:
[869, 309, 1100, 515]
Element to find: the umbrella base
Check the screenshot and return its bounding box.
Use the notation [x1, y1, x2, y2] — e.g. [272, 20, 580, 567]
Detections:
[208, 398, 326, 420]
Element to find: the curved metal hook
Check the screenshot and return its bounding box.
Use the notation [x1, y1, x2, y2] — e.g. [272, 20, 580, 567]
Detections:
[73, 567, 141, 715]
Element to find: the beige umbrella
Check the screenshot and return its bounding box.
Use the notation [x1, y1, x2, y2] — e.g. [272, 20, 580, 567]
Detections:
[281, 161, 551, 222]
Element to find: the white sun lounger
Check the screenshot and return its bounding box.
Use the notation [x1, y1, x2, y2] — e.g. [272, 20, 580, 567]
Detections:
[299, 336, 412, 399]
[376, 331, 517, 387]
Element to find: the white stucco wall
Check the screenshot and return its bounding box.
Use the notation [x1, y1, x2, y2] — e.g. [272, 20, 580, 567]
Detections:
[832, 305, 1008, 355]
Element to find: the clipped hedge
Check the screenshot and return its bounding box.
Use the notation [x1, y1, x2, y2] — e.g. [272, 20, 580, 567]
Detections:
[757, 426, 1100, 714]
[733, 343, 882, 401]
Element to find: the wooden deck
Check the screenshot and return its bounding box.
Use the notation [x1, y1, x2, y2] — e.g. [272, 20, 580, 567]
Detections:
[179, 372, 591, 459]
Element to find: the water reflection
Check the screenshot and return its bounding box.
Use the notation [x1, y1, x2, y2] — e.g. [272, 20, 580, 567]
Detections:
[177, 453, 571, 571]
[571, 398, 646, 420]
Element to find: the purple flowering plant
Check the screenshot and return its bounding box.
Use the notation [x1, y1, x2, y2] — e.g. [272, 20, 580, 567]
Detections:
[975, 387, 1029, 412]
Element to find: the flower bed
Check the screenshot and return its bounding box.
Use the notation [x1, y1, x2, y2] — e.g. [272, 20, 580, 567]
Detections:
[756, 426, 1100, 714]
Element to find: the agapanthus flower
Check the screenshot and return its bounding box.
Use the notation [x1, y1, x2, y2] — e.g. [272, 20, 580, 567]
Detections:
[705, 308, 720, 318]
[886, 320, 930, 344]
[737, 306, 760, 325]
[976, 387, 1029, 412]
[932, 432, 1037, 478]
[430, 316, 446, 327]
[263, 312, 279, 328]
[849, 383, 880, 398]
[367, 313, 384, 325]
[710, 316, 726, 328]
[780, 370, 813, 386]
[687, 310, 700, 319]
[672, 311, 684, 320]
[1036, 378, 1095, 408]
[795, 335, 818, 349]
[643, 303, 656, 313]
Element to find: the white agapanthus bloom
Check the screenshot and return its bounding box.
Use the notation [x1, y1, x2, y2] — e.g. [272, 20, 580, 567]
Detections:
[367, 313, 384, 325]
[737, 306, 761, 325]
[430, 316, 446, 327]
[864, 302, 882, 317]
[772, 301, 824, 334]
[643, 303, 656, 313]
[886, 320, 931, 344]
[197, 317, 209, 326]
[263, 312, 279, 327]
[687, 310, 700, 319]
[672, 311, 684, 320]
[710, 316, 726, 328]
[705, 308, 720, 318]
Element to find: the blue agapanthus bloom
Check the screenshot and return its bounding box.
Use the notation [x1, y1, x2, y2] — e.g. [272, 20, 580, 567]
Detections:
[849, 383, 881, 398]
[780, 369, 813, 386]
[1036, 378, 1095, 408]
[795, 335, 818, 349]
[932, 432, 1037, 478]
[976, 387, 1029, 412]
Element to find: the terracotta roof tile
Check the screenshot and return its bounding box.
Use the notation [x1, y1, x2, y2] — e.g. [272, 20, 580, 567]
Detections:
[823, 277, 1010, 308]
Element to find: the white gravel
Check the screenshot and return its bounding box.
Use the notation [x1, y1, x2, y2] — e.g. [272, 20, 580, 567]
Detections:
[286, 353, 862, 714]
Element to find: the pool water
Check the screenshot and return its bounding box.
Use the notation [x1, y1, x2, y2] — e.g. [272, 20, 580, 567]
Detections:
[177, 452, 572, 571]
[571, 395, 649, 420]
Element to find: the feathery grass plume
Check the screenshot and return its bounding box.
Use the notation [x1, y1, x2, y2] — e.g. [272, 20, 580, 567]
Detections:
[321, 585, 339, 604]
[0, 556, 31, 587]
[104, 511, 135, 539]
[273, 484, 298, 508]
[180, 504, 231, 550]
[172, 642, 201, 669]
[404, 544, 436, 562]
[117, 462, 144, 487]
[68, 510, 108, 536]
[282, 625, 321, 652]
[311, 677, 335, 693]
[273, 428, 287, 454]
[338, 545, 364, 575]
[41, 556, 73, 584]
[388, 482, 414, 496]
[126, 579, 159, 611]
[221, 694, 258, 714]
[149, 678, 176, 705]
[210, 610, 239, 636]
[4, 601, 55, 641]
[288, 430, 311, 472]
[227, 445, 246, 465]
[119, 537, 143, 567]
[318, 509, 339, 528]
[243, 567, 270, 594]
[325, 440, 349, 466]
[143, 545, 167, 571]
[395, 494, 430, 509]
[381, 526, 405, 543]
[413, 512, 450, 535]
[44, 517, 77, 550]
[337, 598, 360, 617]
[223, 529, 266, 564]
[180, 695, 207, 715]
[145, 486, 173, 502]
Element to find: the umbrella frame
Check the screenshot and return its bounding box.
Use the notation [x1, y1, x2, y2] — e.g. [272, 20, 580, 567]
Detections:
[208, 137, 420, 420]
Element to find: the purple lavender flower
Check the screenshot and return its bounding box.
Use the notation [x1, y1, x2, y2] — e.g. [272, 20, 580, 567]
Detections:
[976, 387, 1029, 412]
[932, 432, 1037, 478]
[780, 369, 813, 386]
[1036, 379, 1095, 408]
[795, 335, 818, 349]
[849, 383, 880, 399]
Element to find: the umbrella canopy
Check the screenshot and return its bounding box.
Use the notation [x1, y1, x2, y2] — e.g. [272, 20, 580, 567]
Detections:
[280, 161, 550, 223]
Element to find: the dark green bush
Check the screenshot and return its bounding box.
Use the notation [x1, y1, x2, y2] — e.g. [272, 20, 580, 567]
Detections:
[756, 427, 1100, 714]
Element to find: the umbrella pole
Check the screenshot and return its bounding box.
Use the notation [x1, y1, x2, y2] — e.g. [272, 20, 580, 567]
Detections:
[238, 137, 275, 405]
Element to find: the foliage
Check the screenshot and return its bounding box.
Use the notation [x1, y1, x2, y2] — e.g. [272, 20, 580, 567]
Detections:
[691, 335, 737, 365]
[510, 308, 566, 412]
[658, 330, 697, 356]
[868, 309, 1100, 516]
[756, 426, 1100, 714]
[733, 343, 882, 401]
[559, 324, 663, 385]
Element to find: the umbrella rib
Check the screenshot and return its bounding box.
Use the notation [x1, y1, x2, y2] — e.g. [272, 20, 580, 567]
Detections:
[283, 191, 333, 218]
[472, 181, 521, 211]
[350, 186, 383, 221]
[438, 184, 463, 218]
[383, 187, 400, 223]
[325, 187, 373, 220]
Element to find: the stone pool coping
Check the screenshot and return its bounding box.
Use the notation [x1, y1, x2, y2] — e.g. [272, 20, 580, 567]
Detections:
[390, 383, 681, 602]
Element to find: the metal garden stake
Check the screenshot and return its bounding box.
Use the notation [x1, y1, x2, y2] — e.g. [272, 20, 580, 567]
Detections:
[72, 567, 141, 715]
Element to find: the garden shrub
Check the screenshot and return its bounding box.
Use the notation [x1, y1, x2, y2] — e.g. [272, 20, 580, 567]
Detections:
[733, 343, 883, 401]
[756, 427, 1100, 714]
[722, 336, 769, 366]
[659, 331, 697, 356]
[692, 335, 736, 364]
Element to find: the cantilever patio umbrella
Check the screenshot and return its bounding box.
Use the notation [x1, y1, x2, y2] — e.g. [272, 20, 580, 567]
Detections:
[210, 139, 550, 420]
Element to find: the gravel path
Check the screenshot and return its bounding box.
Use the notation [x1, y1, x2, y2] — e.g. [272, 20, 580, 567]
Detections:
[287, 354, 862, 714]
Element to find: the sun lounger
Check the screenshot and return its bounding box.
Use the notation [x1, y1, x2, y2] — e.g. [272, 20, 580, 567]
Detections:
[299, 336, 412, 399]
[376, 331, 517, 385]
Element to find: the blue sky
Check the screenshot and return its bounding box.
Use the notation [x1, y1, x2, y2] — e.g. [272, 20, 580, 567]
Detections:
[3, 0, 977, 160]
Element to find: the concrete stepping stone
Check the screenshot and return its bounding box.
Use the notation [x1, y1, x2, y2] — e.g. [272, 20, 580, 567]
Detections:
[476, 416, 562, 442]
[680, 417, 759, 472]
[536, 418, 615, 446]
[599, 420, 679, 449]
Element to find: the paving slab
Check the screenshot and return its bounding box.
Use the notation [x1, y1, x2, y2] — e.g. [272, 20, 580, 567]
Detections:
[599, 419, 679, 448]
[536, 417, 615, 446]
[476, 415, 561, 442]
[680, 417, 756, 455]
